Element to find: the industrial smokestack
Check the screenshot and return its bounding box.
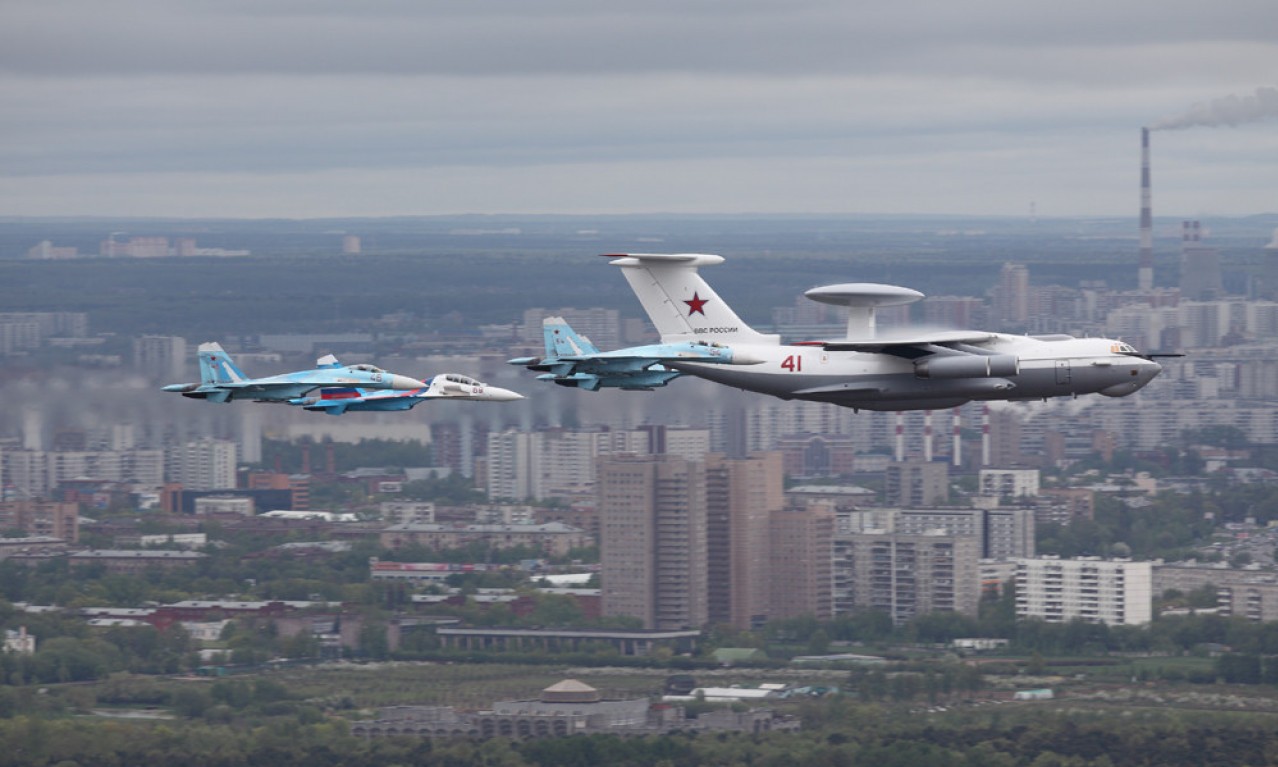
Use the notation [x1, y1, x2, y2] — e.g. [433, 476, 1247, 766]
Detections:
[895, 411, 905, 462]
[924, 410, 933, 462]
[981, 406, 991, 466]
[1138, 127, 1154, 291]
[952, 408, 962, 468]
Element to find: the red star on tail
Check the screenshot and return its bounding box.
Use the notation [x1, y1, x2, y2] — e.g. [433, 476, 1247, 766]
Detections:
[684, 292, 709, 316]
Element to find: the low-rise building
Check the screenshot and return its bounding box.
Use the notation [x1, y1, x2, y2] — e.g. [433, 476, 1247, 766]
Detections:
[0, 501, 79, 542]
[381, 522, 590, 557]
[350, 678, 798, 739]
[1155, 563, 1278, 623]
[980, 468, 1041, 497]
[435, 626, 699, 656]
[3, 627, 35, 654]
[69, 549, 206, 575]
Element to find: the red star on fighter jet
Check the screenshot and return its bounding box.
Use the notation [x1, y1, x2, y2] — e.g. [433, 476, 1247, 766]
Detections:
[684, 292, 709, 316]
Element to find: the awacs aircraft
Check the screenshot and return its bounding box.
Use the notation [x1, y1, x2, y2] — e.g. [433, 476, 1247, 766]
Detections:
[604, 253, 1168, 411]
[290, 373, 523, 415]
[163, 342, 427, 403]
[508, 315, 764, 390]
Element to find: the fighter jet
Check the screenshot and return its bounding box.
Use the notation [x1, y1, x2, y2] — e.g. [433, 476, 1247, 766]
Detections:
[605, 253, 1167, 411]
[508, 315, 764, 391]
[163, 342, 427, 403]
[289, 373, 523, 415]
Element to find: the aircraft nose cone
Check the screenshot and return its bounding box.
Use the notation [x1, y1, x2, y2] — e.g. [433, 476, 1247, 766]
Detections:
[1138, 358, 1162, 385]
[729, 348, 767, 365]
[486, 386, 524, 401]
[390, 374, 428, 390]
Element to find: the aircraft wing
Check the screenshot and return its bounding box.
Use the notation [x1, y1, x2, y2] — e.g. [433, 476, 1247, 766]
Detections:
[794, 331, 999, 354]
[796, 331, 1021, 379]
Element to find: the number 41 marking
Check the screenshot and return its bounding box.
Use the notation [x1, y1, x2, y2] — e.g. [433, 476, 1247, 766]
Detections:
[781, 355, 802, 372]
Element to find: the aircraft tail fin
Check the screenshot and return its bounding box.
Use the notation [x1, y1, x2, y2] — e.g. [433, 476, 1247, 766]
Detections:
[604, 253, 778, 345]
[315, 354, 342, 369]
[543, 317, 601, 358]
[197, 342, 248, 385]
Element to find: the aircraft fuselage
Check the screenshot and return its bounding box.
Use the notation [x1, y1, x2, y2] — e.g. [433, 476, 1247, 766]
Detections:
[668, 334, 1161, 411]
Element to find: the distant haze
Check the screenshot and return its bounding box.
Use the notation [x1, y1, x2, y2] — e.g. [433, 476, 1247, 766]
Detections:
[1, 1, 1276, 218]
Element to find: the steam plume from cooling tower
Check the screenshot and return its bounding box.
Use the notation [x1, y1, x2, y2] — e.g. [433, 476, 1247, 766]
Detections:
[1150, 86, 1278, 131]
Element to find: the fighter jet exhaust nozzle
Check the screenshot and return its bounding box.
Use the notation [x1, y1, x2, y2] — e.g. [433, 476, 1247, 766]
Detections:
[914, 354, 1019, 380]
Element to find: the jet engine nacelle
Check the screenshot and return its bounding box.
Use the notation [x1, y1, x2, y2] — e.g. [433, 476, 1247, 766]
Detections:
[914, 354, 1019, 380]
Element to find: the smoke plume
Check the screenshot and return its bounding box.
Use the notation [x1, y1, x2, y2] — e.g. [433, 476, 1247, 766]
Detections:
[1149, 86, 1278, 131]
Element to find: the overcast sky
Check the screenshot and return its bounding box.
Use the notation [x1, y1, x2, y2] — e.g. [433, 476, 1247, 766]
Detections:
[2, 0, 1275, 219]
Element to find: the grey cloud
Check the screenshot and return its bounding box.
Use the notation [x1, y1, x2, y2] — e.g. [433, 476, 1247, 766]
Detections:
[0, 72, 1150, 177]
[2, 0, 1276, 217]
[3, 0, 1276, 78]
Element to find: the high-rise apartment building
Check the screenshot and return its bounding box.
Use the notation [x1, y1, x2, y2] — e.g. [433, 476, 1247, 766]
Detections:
[768, 504, 835, 622]
[133, 335, 187, 382]
[487, 427, 710, 502]
[486, 430, 533, 500]
[598, 455, 707, 630]
[893, 507, 1034, 560]
[885, 460, 948, 506]
[923, 296, 987, 329]
[521, 308, 623, 350]
[704, 453, 783, 629]
[837, 531, 980, 624]
[165, 440, 237, 491]
[996, 263, 1030, 327]
[1014, 557, 1152, 626]
[1179, 221, 1224, 301]
[988, 408, 1025, 467]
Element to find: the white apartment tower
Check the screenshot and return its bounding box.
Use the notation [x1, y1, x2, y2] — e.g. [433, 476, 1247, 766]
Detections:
[1014, 557, 1152, 626]
[166, 440, 237, 491]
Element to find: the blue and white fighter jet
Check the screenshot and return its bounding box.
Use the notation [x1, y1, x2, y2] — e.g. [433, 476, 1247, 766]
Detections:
[290, 372, 523, 415]
[163, 342, 427, 403]
[508, 316, 764, 391]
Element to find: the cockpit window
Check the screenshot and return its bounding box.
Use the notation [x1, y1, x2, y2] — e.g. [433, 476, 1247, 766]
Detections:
[445, 375, 478, 385]
[350, 364, 385, 373]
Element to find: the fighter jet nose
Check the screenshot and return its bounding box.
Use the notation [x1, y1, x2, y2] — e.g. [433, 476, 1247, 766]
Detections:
[390, 375, 429, 390]
[488, 387, 524, 401]
[730, 348, 768, 365]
